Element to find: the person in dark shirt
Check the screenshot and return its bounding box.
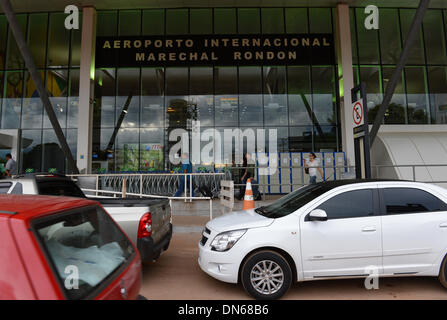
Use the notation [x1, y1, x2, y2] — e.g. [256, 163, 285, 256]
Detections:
[237, 153, 256, 200]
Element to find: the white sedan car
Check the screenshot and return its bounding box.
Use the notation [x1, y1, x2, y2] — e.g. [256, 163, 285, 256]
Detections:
[198, 180, 447, 299]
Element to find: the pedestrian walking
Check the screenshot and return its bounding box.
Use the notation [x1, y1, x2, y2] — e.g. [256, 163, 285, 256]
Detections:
[174, 153, 194, 197]
[304, 152, 323, 184]
[237, 153, 257, 200]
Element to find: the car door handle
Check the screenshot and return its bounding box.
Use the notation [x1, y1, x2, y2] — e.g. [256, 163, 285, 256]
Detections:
[362, 226, 376, 232]
[440, 222, 447, 228]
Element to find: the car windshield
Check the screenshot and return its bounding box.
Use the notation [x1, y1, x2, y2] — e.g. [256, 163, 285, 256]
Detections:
[33, 205, 135, 300]
[255, 184, 328, 218]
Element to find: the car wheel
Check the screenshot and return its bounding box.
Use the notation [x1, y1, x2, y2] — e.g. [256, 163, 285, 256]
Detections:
[438, 254, 447, 288]
[241, 250, 292, 300]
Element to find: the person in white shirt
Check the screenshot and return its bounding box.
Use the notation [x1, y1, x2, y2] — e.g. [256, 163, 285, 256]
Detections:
[5, 153, 17, 177]
[304, 152, 323, 184]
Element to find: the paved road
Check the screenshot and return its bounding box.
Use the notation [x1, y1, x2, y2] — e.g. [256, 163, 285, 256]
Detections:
[140, 233, 447, 300]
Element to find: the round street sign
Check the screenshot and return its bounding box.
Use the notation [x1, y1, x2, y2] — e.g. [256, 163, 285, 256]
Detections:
[352, 100, 364, 126]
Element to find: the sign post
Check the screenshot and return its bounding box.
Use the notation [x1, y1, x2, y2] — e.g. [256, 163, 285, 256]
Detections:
[351, 83, 371, 179]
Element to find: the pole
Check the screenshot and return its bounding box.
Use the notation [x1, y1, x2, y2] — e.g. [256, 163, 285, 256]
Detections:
[1, 0, 79, 174]
[369, 0, 430, 146]
[106, 94, 133, 152]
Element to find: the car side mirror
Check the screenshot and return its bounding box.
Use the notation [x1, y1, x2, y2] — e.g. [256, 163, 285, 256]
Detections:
[309, 209, 328, 221]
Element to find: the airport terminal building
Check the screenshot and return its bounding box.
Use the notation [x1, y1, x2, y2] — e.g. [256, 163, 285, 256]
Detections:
[0, 0, 446, 181]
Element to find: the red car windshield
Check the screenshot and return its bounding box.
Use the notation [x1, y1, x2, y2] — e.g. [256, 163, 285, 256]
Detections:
[32, 205, 135, 300]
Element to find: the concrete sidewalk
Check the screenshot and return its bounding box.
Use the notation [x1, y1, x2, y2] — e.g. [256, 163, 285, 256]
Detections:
[171, 195, 281, 233]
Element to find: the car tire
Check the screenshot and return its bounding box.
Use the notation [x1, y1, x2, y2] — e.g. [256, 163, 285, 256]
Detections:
[438, 254, 447, 289]
[241, 250, 292, 300]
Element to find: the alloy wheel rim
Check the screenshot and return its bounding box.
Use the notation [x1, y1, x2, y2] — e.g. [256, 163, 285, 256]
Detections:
[250, 260, 284, 295]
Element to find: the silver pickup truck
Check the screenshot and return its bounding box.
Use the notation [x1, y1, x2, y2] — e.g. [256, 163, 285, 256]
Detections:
[0, 173, 172, 263]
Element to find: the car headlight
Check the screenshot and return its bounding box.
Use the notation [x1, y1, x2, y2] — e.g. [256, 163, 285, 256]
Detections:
[210, 229, 247, 252]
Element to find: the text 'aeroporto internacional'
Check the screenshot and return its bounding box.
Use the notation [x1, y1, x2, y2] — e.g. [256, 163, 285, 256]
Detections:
[96, 34, 335, 67]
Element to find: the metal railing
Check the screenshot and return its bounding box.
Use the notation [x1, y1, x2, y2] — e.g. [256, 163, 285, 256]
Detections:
[67, 172, 228, 219]
[67, 172, 230, 198]
[66, 163, 447, 219]
[372, 164, 447, 184]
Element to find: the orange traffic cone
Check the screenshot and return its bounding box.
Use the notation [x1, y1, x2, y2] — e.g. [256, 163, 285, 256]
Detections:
[242, 178, 255, 210]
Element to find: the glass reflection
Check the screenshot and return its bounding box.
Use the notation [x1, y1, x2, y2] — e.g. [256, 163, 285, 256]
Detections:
[2, 71, 23, 129]
[288, 66, 312, 126]
[406, 67, 429, 124]
[359, 67, 382, 123]
[289, 126, 312, 152]
[28, 13, 47, 68]
[312, 67, 336, 126]
[92, 128, 114, 173]
[165, 67, 189, 129]
[6, 14, 26, 70]
[265, 126, 288, 152]
[42, 129, 65, 173]
[22, 71, 43, 129]
[142, 68, 164, 127]
[94, 68, 116, 128]
[215, 67, 238, 126]
[47, 13, 70, 67]
[21, 129, 42, 173]
[355, 8, 380, 64]
[66, 129, 77, 172]
[239, 67, 263, 126]
[116, 68, 140, 128]
[44, 69, 69, 129]
[68, 69, 79, 128]
[190, 67, 214, 126]
[0, 16, 7, 69]
[314, 125, 337, 152]
[428, 67, 447, 124]
[381, 67, 406, 124]
[423, 10, 447, 65]
[379, 9, 402, 64]
[264, 66, 288, 126]
[400, 9, 425, 64]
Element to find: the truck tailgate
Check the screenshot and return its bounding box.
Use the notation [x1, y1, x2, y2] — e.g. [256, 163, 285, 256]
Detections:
[150, 200, 171, 244]
[98, 198, 171, 245]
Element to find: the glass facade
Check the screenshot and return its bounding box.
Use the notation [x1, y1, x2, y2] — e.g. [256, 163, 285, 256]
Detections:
[0, 6, 445, 174]
[0, 12, 81, 174]
[352, 8, 447, 125]
[93, 8, 340, 173]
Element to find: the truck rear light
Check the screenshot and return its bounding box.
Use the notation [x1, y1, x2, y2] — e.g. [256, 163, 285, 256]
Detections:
[138, 212, 152, 238]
